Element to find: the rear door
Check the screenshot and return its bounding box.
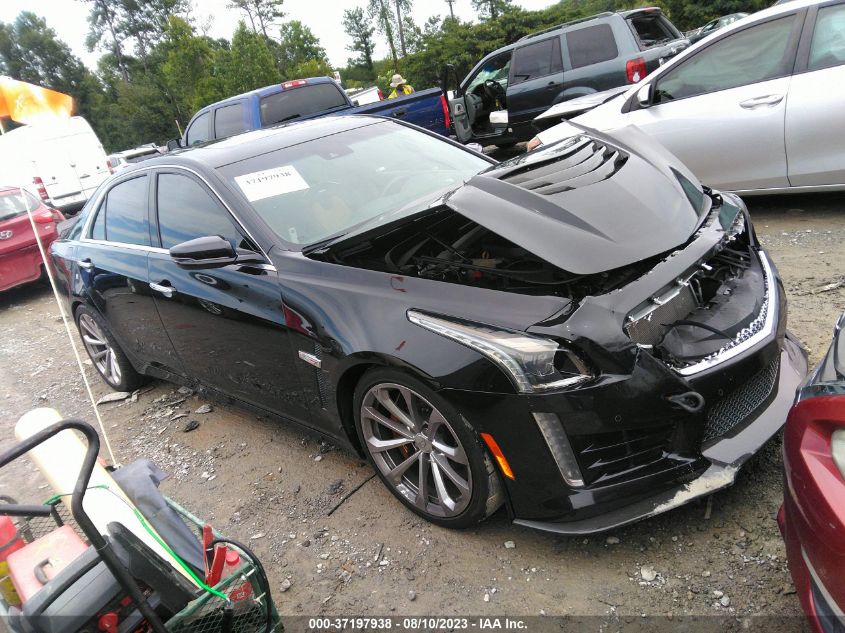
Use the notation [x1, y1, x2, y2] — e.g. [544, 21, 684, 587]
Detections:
[623, 13, 803, 191]
[506, 36, 564, 126]
[75, 174, 183, 373]
[36, 119, 110, 206]
[785, 1, 845, 186]
[146, 169, 311, 422]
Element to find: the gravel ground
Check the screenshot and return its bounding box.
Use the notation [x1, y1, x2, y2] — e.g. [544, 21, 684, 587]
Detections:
[2, 192, 844, 630]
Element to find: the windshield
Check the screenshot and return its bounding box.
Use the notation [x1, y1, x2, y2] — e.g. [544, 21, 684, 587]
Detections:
[219, 122, 490, 246]
[259, 84, 349, 127]
[0, 190, 41, 221]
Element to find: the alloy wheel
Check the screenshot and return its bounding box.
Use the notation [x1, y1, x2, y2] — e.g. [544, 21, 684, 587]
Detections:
[360, 383, 472, 517]
[78, 314, 122, 385]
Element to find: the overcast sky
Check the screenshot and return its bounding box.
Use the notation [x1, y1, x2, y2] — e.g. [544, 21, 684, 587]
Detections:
[0, 0, 555, 71]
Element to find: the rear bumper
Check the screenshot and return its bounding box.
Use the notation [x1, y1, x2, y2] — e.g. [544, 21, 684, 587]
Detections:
[514, 334, 806, 534]
[0, 242, 51, 292]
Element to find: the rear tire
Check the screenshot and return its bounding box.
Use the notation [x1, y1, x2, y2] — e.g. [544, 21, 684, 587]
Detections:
[353, 367, 503, 529]
[75, 305, 148, 392]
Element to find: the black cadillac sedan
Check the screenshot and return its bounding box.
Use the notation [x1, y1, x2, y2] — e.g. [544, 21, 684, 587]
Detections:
[50, 116, 807, 533]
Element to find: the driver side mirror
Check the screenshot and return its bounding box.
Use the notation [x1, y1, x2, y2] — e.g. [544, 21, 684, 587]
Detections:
[170, 235, 237, 269]
[636, 83, 654, 108]
[166, 138, 182, 152]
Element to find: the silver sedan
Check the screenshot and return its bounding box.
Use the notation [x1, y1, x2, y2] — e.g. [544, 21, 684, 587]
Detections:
[533, 0, 845, 195]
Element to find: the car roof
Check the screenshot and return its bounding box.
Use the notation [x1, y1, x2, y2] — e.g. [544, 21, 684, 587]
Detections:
[133, 115, 386, 172]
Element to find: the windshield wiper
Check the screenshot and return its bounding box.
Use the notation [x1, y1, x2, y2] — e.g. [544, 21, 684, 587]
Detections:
[302, 232, 348, 255]
[278, 113, 301, 123]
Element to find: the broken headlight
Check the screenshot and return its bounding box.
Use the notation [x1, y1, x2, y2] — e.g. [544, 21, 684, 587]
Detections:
[407, 310, 592, 393]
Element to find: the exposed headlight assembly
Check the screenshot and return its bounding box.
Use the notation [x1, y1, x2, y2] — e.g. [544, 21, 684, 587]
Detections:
[407, 310, 592, 393]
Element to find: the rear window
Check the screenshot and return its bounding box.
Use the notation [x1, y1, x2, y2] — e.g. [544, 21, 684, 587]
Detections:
[566, 24, 618, 69]
[259, 84, 348, 127]
[628, 14, 679, 48]
[0, 190, 42, 221]
[214, 103, 249, 139]
[511, 37, 563, 85]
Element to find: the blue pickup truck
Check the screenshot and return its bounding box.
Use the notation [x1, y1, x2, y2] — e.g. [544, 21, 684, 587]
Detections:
[178, 77, 450, 146]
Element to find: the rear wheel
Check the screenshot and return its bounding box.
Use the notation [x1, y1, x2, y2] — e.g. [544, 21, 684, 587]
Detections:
[353, 368, 503, 528]
[75, 305, 148, 392]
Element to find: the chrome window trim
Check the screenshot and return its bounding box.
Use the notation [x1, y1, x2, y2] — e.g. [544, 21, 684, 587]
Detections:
[79, 238, 169, 254]
[676, 250, 777, 376]
[802, 547, 845, 618]
[80, 163, 272, 264]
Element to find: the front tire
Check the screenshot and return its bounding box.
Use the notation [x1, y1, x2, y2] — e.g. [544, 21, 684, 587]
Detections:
[75, 305, 148, 392]
[353, 368, 503, 528]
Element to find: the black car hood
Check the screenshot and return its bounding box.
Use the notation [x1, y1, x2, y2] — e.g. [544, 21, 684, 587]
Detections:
[446, 125, 708, 276]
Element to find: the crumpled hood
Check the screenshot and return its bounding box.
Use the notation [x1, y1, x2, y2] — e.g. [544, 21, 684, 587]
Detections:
[446, 124, 708, 276]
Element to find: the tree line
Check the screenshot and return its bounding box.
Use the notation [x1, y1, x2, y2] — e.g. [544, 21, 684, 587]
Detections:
[0, 0, 771, 153]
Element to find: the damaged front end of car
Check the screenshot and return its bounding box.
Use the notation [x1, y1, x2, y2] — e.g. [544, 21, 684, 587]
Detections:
[308, 125, 808, 533]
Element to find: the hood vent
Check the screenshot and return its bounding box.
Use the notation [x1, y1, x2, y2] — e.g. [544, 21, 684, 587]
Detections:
[497, 136, 628, 195]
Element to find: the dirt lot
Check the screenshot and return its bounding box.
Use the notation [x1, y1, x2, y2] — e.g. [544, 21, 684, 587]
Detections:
[2, 193, 844, 629]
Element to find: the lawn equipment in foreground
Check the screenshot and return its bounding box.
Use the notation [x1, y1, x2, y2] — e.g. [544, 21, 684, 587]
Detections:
[0, 409, 282, 633]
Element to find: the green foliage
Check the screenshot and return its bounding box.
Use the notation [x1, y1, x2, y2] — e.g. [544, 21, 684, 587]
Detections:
[276, 20, 328, 76]
[224, 21, 280, 94]
[343, 7, 376, 71]
[471, 0, 514, 20]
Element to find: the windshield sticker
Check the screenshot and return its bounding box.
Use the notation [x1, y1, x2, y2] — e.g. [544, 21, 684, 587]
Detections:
[235, 165, 309, 201]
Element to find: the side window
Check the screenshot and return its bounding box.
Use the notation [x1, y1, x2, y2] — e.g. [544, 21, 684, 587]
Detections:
[214, 103, 248, 139]
[90, 201, 106, 240]
[186, 110, 210, 146]
[102, 176, 150, 246]
[809, 4, 845, 71]
[511, 37, 563, 85]
[566, 24, 619, 69]
[156, 173, 245, 250]
[655, 16, 796, 101]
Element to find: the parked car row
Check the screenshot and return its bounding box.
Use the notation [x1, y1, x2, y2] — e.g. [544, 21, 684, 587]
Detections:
[532, 0, 845, 195]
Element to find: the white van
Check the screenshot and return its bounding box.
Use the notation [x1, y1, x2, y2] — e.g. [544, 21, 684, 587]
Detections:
[0, 117, 111, 214]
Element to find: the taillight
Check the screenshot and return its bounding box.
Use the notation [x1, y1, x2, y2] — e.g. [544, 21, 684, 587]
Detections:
[377, 88, 384, 100]
[626, 57, 647, 83]
[107, 160, 114, 175]
[33, 210, 55, 224]
[440, 94, 451, 129]
[282, 79, 308, 89]
[32, 177, 49, 202]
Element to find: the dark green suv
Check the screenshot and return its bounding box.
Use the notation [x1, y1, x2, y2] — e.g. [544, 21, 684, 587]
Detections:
[447, 8, 688, 147]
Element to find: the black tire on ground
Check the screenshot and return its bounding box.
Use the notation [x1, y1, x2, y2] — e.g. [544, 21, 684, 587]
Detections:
[353, 367, 504, 529]
[74, 304, 149, 392]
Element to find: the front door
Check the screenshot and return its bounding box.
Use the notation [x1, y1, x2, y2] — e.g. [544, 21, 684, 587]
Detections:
[506, 36, 564, 128]
[625, 13, 802, 191]
[147, 169, 311, 423]
[76, 174, 183, 374]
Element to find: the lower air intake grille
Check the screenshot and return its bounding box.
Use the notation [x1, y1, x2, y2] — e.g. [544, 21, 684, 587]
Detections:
[703, 357, 779, 442]
[569, 425, 675, 486]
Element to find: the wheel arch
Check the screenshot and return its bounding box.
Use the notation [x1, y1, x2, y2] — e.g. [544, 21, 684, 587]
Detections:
[333, 352, 438, 458]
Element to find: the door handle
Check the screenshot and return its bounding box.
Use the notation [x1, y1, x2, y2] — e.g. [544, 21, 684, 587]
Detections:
[392, 109, 408, 118]
[149, 281, 176, 298]
[739, 94, 784, 109]
[78, 258, 94, 270]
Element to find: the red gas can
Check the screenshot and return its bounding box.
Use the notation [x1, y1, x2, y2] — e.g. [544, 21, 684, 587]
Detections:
[0, 515, 26, 606]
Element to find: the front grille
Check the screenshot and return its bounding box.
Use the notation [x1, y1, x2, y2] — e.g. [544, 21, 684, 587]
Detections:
[500, 135, 628, 195]
[569, 425, 674, 485]
[625, 284, 698, 346]
[703, 357, 779, 442]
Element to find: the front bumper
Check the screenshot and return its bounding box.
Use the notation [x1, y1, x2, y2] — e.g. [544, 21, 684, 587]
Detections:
[517, 334, 806, 534]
